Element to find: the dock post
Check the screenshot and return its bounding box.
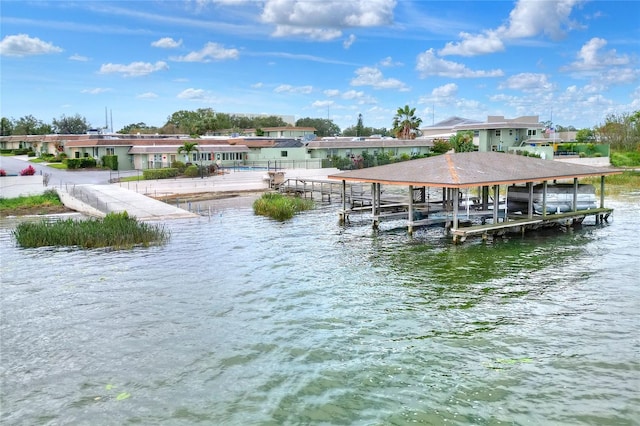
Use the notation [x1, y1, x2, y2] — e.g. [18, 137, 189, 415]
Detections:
[408, 185, 414, 235]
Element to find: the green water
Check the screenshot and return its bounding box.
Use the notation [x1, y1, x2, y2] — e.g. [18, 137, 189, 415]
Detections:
[1, 197, 638, 425]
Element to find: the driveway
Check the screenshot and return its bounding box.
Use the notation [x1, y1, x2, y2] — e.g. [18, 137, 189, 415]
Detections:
[0, 155, 139, 186]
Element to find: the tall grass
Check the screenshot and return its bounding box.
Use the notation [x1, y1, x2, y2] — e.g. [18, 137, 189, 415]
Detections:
[0, 189, 62, 212]
[13, 211, 170, 249]
[253, 192, 314, 221]
[582, 170, 640, 195]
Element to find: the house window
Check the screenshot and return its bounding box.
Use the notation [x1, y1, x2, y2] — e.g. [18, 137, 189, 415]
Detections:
[495, 130, 501, 136]
[106, 148, 115, 155]
[75, 151, 80, 159]
[528, 129, 537, 136]
[509, 129, 513, 136]
[281, 151, 288, 157]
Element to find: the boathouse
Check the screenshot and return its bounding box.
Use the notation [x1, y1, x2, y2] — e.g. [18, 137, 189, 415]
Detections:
[327, 151, 622, 243]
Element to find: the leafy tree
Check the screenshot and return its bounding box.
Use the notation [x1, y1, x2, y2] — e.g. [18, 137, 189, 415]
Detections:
[52, 114, 91, 134]
[575, 128, 595, 143]
[1, 117, 13, 136]
[449, 131, 475, 152]
[118, 122, 160, 134]
[595, 111, 639, 151]
[392, 105, 422, 139]
[431, 139, 452, 154]
[295, 117, 340, 137]
[13, 115, 51, 135]
[177, 141, 199, 164]
[253, 115, 288, 128]
[164, 108, 217, 136]
[356, 114, 364, 137]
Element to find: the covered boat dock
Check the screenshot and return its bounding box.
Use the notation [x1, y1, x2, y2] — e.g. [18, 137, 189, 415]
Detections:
[327, 152, 622, 243]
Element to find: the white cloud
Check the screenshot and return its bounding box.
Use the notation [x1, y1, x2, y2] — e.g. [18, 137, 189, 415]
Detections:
[438, 0, 583, 57]
[498, 73, 555, 93]
[379, 56, 402, 67]
[171, 42, 239, 62]
[177, 88, 213, 101]
[251, 82, 264, 88]
[416, 49, 503, 78]
[438, 31, 504, 57]
[69, 53, 89, 61]
[343, 34, 356, 49]
[151, 37, 183, 48]
[81, 88, 112, 94]
[99, 61, 169, 77]
[324, 89, 341, 97]
[432, 83, 458, 98]
[137, 92, 159, 99]
[273, 84, 313, 94]
[564, 37, 630, 71]
[312, 100, 335, 108]
[261, 0, 396, 40]
[498, 0, 583, 40]
[351, 66, 409, 90]
[0, 33, 63, 57]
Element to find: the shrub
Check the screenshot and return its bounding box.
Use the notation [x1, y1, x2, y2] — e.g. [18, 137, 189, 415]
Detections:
[65, 158, 82, 169]
[102, 155, 118, 170]
[142, 168, 179, 180]
[80, 157, 97, 168]
[171, 161, 186, 173]
[20, 165, 36, 176]
[184, 165, 199, 177]
[253, 192, 314, 221]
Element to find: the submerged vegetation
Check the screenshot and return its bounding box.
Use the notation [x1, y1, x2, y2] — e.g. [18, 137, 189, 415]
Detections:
[13, 211, 170, 249]
[253, 192, 314, 221]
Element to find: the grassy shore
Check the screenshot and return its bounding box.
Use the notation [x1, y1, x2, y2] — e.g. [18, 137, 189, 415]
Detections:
[0, 189, 72, 217]
[582, 170, 640, 196]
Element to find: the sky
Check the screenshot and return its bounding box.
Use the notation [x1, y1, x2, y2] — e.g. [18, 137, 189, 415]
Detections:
[1, 0, 639, 133]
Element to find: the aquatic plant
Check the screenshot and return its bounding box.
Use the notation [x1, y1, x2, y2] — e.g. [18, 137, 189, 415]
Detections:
[252, 192, 314, 221]
[13, 211, 170, 249]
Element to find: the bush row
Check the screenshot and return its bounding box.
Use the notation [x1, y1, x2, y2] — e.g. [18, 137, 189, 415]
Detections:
[65, 157, 97, 169]
[142, 168, 179, 180]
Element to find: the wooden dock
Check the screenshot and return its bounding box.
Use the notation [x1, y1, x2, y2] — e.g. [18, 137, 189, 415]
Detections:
[278, 177, 614, 243]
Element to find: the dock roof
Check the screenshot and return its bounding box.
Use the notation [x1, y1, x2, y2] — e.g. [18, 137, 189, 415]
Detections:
[327, 152, 622, 189]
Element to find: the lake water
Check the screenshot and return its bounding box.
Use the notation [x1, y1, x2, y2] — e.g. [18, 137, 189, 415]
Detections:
[1, 194, 639, 425]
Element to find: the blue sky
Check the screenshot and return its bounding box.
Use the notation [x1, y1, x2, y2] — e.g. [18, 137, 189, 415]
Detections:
[1, 0, 639, 133]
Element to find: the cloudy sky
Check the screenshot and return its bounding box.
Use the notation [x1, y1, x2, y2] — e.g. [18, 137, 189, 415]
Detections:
[1, 0, 638, 133]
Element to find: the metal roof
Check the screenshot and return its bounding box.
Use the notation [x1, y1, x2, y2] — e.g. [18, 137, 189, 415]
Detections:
[306, 139, 435, 149]
[327, 152, 622, 189]
[128, 145, 249, 154]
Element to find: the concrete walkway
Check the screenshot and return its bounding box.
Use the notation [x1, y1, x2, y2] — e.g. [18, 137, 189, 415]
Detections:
[1, 155, 341, 220]
[57, 184, 198, 221]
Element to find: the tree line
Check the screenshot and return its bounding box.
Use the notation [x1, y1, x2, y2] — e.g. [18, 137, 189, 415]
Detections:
[2, 108, 638, 151]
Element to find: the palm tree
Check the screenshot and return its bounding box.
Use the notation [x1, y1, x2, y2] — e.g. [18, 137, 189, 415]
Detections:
[393, 105, 422, 139]
[177, 141, 199, 164]
[392, 105, 422, 140]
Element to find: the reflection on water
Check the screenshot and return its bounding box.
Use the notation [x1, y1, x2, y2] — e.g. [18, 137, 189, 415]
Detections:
[1, 198, 639, 425]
